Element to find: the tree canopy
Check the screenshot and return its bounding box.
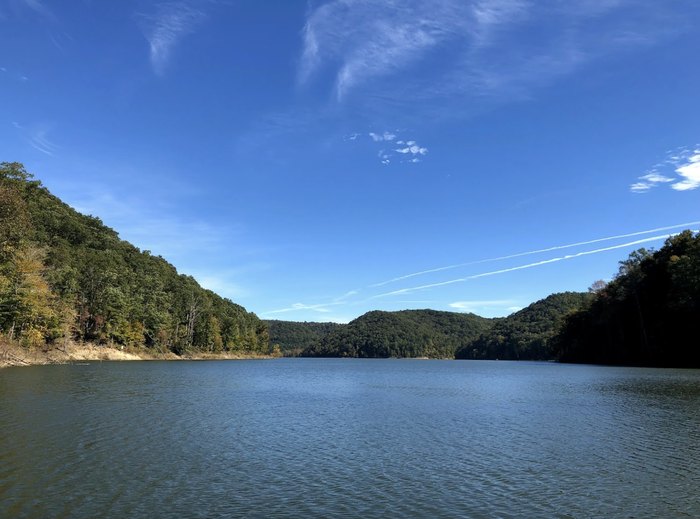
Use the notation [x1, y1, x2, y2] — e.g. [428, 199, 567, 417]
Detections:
[555, 231, 700, 367]
[265, 319, 342, 356]
[0, 162, 269, 354]
[302, 309, 492, 358]
[455, 292, 593, 360]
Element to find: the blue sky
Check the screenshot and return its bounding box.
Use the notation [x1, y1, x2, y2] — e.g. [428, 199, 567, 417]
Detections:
[2, 0, 699, 323]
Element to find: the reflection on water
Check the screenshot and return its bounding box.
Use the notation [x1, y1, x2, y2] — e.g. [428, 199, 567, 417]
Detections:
[1, 359, 699, 518]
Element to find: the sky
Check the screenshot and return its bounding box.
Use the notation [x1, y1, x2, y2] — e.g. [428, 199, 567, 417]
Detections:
[2, 0, 700, 323]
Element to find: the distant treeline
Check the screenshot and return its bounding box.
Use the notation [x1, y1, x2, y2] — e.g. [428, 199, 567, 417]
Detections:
[265, 319, 342, 356]
[284, 232, 699, 367]
[296, 294, 591, 361]
[302, 309, 492, 359]
[0, 162, 269, 355]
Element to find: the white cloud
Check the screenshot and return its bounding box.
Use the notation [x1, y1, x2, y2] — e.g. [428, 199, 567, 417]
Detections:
[630, 182, 651, 193]
[640, 172, 673, 183]
[358, 130, 427, 164]
[671, 153, 700, 191]
[140, 2, 206, 75]
[632, 146, 700, 193]
[395, 144, 428, 155]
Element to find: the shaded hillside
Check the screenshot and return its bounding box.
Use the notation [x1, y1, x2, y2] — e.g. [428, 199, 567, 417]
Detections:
[555, 231, 700, 367]
[0, 162, 269, 354]
[265, 320, 343, 356]
[455, 292, 593, 360]
[302, 309, 492, 358]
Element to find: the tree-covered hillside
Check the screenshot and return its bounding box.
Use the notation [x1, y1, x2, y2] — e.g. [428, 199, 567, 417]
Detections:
[0, 162, 269, 354]
[555, 231, 700, 367]
[301, 309, 492, 358]
[455, 292, 593, 360]
[265, 320, 343, 356]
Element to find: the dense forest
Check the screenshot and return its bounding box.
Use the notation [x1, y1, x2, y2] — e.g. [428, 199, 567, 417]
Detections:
[297, 294, 591, 360]
[0, 162, 269, 355]
[265, 319, 342, 356]
[301, 309, 492, 358]
[455, 292, 593, 360]
[555, 231, 700, 367]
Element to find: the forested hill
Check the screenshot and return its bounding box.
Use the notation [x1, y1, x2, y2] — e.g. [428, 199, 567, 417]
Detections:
[455, 292, 593, 360]
[266, 320, 343, 356]
[301, 309, 493, 358]
[0, 162, 269, 354]
[555, 231, 700, 367]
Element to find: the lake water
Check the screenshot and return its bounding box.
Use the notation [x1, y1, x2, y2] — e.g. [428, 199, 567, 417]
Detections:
[1, 359, 699, 518]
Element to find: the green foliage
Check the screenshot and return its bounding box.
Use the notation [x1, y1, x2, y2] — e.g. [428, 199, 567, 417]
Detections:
[265, 320, 343, 356]
[455, 292, 593, 360]
[555, 231, 700, 367]
[0, 162, 268, 354]
[302, 309, 492, 358]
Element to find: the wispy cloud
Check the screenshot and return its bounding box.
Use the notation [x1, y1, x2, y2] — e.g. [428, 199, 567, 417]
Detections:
[449, 299, 516, 313]
[1, 66, 31, 82]
[262, 302, 344, 316]
[20, 0, 53, 20]
[370, 221, 700, 287]
[369, 131, 397, 142]
[631, 145, 700, 193]
[12, 121, 60, 156]
[182, 270, 251, 300]
[299, 0, 692, 111]
[140, 1, 207, 75]
[373, 232, 696, 298]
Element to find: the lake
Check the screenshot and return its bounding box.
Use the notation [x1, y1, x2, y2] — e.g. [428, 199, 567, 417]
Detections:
[1, 359, 699, 518]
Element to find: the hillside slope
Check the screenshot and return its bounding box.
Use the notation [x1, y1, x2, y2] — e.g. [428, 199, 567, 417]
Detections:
[0, 162, 268, 354]
[266, 319, 343, 356]
[455, 292, 593, 360]
[555, 231, 700, 367]
[302, 309, 493, 358]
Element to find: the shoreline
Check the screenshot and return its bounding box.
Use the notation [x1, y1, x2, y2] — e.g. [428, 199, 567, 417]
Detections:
[0, 341, 276, 368]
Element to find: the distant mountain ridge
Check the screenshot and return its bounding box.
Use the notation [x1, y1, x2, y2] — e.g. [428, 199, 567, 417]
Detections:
[301, 309, 493, 358]
[296, 294, 592, 360]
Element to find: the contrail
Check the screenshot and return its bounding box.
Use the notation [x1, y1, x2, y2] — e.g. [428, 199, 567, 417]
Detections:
[369, 221, 700, 288]
[372, 232, 694, 298]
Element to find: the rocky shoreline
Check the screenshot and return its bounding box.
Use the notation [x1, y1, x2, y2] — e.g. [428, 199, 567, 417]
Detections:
[0, 341, 276, 368]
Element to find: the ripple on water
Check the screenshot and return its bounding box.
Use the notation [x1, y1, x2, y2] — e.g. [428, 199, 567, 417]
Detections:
[1, 360, 699, 518]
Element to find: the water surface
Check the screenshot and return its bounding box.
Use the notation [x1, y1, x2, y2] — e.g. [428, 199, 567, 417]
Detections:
[1, 359, 699, 518]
